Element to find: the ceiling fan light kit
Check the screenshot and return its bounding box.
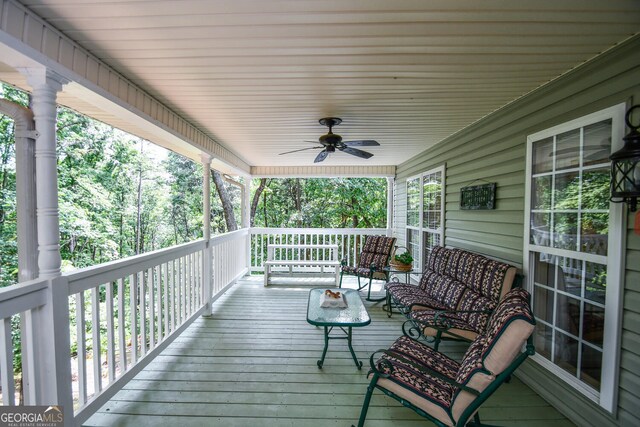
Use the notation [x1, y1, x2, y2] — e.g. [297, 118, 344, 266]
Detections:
[279, 117, 380, 163]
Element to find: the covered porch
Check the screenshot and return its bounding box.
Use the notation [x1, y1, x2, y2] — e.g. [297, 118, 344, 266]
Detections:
[84, 275, 572, 427]
[0, 1, 639, 427]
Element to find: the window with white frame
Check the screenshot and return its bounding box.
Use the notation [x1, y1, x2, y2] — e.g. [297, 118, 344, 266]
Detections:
[406, 166, 445, 271]
[524, 104, 625, 412]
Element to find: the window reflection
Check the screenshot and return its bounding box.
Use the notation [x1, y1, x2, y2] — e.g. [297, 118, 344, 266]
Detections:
[555, 129, 580, 171]
[553, 213, 578, 251]
[528, 117, 613, 396]
[583, 120, 612, 167]
[554, 331, 579, 376]
[581, 344, 602, 390]
[533, 137, 554, 174]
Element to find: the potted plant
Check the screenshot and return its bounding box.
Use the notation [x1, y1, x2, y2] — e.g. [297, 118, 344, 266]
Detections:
[390, 247, 413, 271]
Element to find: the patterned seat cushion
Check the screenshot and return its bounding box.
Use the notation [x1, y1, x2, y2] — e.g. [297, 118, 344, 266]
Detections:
[449, 288, 535, 423]
[480, 260, 516, 301]
[373, 336, 458, 426]
[452, 249, 516, 302]
[409, 309, 479, 341]
[425, 246, 454, 275]
[388, 285, 448, 311]
[341, 265, 373, 278]
[454, 288, 497, 334]
[427, 275, 467, 309]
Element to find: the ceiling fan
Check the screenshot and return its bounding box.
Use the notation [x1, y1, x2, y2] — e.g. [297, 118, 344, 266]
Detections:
[278, 117, 380, 163]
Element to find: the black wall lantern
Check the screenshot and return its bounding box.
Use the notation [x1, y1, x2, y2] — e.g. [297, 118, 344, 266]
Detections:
[610, 105, 640, 212]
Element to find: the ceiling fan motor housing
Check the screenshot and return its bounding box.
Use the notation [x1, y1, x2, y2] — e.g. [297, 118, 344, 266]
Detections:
[319, 133, 342, 145]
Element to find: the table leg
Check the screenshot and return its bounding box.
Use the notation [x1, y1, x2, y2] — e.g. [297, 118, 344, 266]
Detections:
[385, 290, 393, 318]
[317, 326, 330, 369]
[346, 327, 363, 370]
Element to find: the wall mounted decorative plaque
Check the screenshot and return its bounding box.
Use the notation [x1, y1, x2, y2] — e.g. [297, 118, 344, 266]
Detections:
[460, 182, 496, 210]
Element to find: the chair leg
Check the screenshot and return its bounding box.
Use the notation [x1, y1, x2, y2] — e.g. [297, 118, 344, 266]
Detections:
[353, 374, 378, 427]
[434, 330, 442, 351]
[366, 276, 374, 299]
[339, 271, 344, 288]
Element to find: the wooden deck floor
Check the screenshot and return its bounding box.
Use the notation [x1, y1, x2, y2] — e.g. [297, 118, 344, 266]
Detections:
[85, 275, 574, 427]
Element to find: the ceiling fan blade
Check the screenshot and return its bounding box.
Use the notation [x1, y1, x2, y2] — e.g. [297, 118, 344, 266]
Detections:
[314, 149, 329, 163]
[585, 149, 611, 161]
[343, 140, 379, 147]
[278, 146, 323, 155]
[339, 146, 374, 159]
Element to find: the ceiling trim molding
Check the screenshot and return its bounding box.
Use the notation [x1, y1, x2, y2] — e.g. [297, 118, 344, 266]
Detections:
[250, 165, 396, 178]
[0, 0, 250, 173]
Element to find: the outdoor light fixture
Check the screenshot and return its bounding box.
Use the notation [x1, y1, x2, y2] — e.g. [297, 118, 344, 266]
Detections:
[610, 105, 640, 212]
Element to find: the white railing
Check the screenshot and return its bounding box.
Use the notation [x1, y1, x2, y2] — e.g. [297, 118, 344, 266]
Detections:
[0, 278, 49, 405]
[210, 228, 249, 297]
[66, 239, 207, 424]
[0, 228, 250, 426]
[249, 228, 389, 273]
[1, 227, 391, 424]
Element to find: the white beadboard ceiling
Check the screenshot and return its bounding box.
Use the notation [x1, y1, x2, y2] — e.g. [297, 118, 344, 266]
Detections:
[12, 0, 640, 168]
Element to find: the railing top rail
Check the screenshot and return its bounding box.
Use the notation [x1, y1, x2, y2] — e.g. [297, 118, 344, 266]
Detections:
[65, 239, 206, 294]
[210, 227, 249, 245]
[0, 278, 48, 319]
[250, 227, 388, 235]
[267, 244, 338, 249]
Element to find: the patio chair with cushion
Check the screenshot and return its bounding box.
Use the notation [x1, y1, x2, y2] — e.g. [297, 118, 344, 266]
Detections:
[339, 235, 396, 301]
[352, 287, 536, 427]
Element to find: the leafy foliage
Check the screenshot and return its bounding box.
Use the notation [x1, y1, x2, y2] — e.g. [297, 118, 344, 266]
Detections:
[394, 251, 413, 265]
[251, 177, 386, 228]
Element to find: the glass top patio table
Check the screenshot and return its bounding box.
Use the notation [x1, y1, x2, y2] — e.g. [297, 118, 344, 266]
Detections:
[306, 288, 370, 369]
[307, 288, 371, 327]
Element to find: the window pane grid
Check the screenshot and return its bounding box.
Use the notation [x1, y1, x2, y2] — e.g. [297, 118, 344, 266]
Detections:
[531, 161, 609, 179]
[529, 118, 612, 394]
[405, 168, 444, 272]
[535, 318, 604, 353]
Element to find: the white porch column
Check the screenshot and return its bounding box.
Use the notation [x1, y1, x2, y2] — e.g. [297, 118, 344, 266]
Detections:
[25, 70, 67, 278]
[19, 69, 73, 415]
[243, 179, 251, 271]
[387, 177, 395, 237]
[201, 154, 213, 316]
[0, 99, 38, 282]
[242, 178, 251, 229]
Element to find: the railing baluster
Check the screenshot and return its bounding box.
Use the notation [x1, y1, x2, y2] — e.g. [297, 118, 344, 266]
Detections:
[171, 259, 176, 332]
[176, 257, 184, 324]
[149, 267, 155, 350]
[163, 262, 169, 339]
[106, 281, 116, 384]
[0, 316, 15, 405]
[156, 264, 163, 340]
[76, 291, 87, 404]
[196, 250, 202, 308]
[183, 255, 189, 320]
[130, 273, 138, 363]
[91, 286, 102, 395]
[117, 277, 127, 373]
[140, 271, 147, 357]
[189, 252, 194, 315]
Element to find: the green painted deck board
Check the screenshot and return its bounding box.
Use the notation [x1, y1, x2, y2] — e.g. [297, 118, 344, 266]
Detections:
[84, 276, 574, 426]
